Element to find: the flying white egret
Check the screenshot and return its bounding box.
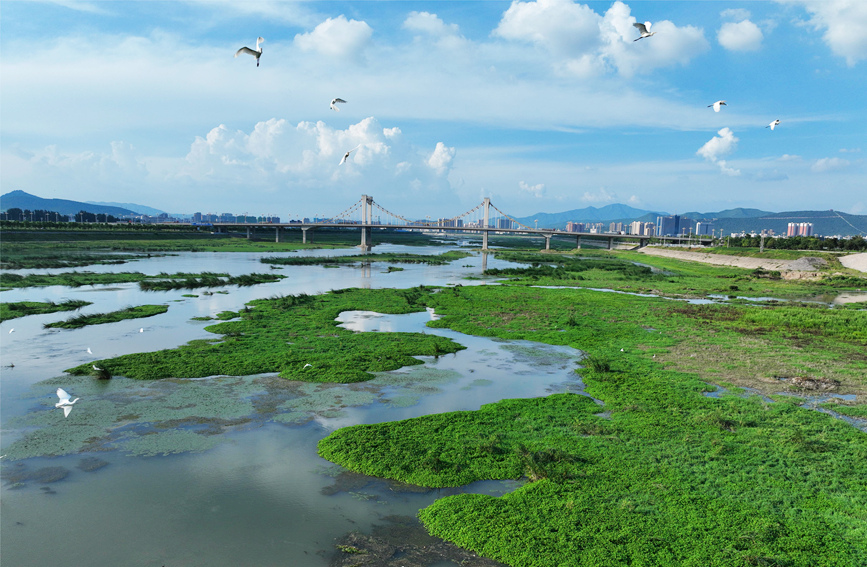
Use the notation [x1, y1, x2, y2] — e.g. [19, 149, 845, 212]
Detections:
[303, 363, 312, 368]
[708, 100, 727, 112]
[139, 328, 144, 333]
[9, 328, 14, 334]
[766, 119, 781, 130]
[87, 347, 93, 355]
[235, 37, 264, 67]
[633, 21, 656, 41]
[330, 98, 346, 111]
[56, 388, 79, 418]
[339, 145, 360, 165]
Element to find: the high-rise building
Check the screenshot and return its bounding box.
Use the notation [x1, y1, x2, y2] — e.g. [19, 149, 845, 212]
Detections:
[787, 222, 797, 237]
[566, 222, 585, 233]
[657, 215, 679, 236]
[629, 220, 643, 235]
[695, 222, 713, 236]
[497, 218, 513, 229]
[799, 222, 813, 236]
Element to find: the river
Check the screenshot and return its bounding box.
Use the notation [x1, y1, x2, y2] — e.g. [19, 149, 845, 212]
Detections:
[0, 244, 591, 566]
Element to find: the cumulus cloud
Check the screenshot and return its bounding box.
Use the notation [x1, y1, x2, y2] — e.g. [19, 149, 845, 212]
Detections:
[294, 15, 373, 58]
[428, 142, 456, 175]
[519, 180, 546, 197]
[786, 0, 867, 66]
[696, 127, 740, 176]
[811, 156, 851, 172]
[493, 0, 709, 77]
[718, 20, 764, 51]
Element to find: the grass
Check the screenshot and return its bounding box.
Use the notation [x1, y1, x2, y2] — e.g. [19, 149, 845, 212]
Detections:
[485, 248, 867, 300]
[260, 250, 472, 266]
[0, 300, 92, 322]
[64, 287, 465, 381]
[317, 280, 867, 566]
[44, 305, 169, 329]
[0, 271, 284, 290]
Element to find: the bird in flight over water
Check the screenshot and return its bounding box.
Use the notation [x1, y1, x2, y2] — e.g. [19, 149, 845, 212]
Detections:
[708, 100, 727, 112]
[766, 119, 781, 130]
[55, 388, 80, 418]
[330, 98, 347, 111]
[235, 37, 264, 67]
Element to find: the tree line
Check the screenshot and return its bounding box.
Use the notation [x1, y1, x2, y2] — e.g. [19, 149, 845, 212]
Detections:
[724, 234, 866, 251]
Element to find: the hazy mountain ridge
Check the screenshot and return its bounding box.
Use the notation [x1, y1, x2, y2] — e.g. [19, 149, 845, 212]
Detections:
[86, 200, 166, 216]
[1, 190, 140, 217]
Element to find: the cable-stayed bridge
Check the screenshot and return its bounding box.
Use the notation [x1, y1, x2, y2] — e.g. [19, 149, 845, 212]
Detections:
[192, 194, 710, 250]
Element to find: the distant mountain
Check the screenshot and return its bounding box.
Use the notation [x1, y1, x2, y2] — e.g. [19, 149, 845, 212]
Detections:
[1, 190, 138, 217]
[86, 200, 165, 216]
[515, 204, 667, 229]
[680, 208, 774, 220]
[510, 203, 866, 237]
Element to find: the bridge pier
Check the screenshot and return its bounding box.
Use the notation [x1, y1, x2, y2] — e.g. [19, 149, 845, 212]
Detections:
[481, 198, 491, 251]
[544, 235, 551, 251]
[358, 227, 372, 251]
[639, 238, 647, 248]
[302, 227, 314, 244]
[608, 237, 614, 250]
[275, 227, 282, 243]
[246, 226, 252, 240]
[576, 235, 581, 250]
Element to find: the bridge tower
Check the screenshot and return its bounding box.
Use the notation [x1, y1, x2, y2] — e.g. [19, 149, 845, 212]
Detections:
[358, 194, 373, 251]
[482, 197, 491, 251]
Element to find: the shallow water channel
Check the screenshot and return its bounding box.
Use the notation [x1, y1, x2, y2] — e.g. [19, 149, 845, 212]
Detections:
[0, 245, 592, 566]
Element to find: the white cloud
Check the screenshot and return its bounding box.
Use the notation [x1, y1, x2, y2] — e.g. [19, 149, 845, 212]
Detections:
[492, 0, 709, 77]
[784, 0, 867, 66]
[697, 127, 741, 176]
[721, 8, 752, 21]
[428, 142, 456, 175]
[403, 11, 460, 37]
[581, 188, 617, 202]
[839, 147, 861, 153]
[294, 15, 373, 58]
[718, 20, 764, 52]
[519, 181, 546, 197]
[811, 157, 851, 172]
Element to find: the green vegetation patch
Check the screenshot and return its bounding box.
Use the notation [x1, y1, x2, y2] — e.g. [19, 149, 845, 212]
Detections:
[0, 270, 283, 290]
[260, 250, 472, 266]
[0, 300, 91, 322]
[64, 287, 465, 381]
[321, 367, 867, 567]
[318, 280, 867, 566]
[486, 249, 867, 299]
[44, 304, 169, 329]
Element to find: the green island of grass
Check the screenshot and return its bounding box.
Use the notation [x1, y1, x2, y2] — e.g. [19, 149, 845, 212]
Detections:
[64, 287, 464, 381]
[44, 305, 169, 329]
[260, 250, 472, 266]
[0, 271, 284, 290]
[0, 300, 92, 322]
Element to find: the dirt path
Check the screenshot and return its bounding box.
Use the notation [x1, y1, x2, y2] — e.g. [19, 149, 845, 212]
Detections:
[839, 252, 867, 273]
[637, 247, 867, 274]
[636, 247, 794, 270]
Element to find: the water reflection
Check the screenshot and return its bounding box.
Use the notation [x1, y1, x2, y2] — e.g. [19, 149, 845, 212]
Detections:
[0, 248, 581, 566]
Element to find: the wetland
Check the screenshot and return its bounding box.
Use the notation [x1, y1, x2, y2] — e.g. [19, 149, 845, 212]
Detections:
[1, 228, 866, 566]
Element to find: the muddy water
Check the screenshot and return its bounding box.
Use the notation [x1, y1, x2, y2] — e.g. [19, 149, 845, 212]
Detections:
[0, 246, 588, 566]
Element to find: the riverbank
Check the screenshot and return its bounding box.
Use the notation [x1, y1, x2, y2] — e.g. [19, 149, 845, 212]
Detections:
[638, 246, 867, 274]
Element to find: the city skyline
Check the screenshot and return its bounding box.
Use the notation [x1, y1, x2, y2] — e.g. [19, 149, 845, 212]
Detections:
[1, 1, 865, 220]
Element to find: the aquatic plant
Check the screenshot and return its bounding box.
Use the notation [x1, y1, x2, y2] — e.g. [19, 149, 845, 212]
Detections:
[0, 300, 91, 322]
[44, 305, 169, 329]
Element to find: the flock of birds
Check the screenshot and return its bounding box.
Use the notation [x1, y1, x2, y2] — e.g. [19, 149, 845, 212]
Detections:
[43, 21, 785, 420]
[234, 37, 359, 163]
[632, 22, 782, 130]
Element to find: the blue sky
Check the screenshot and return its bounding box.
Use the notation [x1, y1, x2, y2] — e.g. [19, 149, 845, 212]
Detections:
[1, 0, 864, 220]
